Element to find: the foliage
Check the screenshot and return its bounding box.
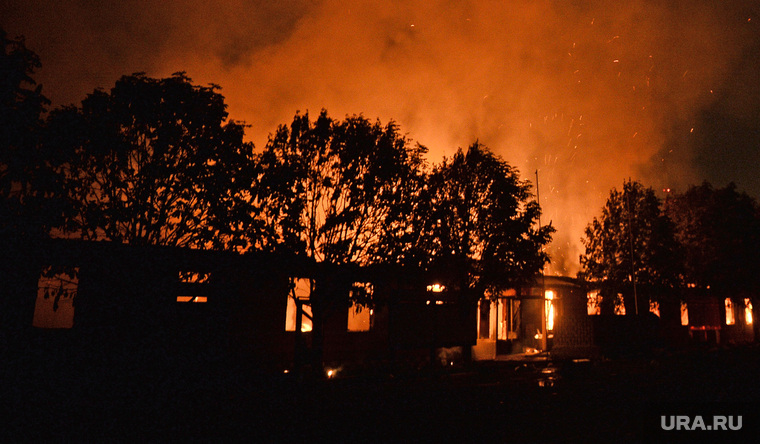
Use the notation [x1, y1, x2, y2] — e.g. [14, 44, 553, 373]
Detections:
[579, 180, 681, 313]
[0, 28, 61, 242]
[665, 181, 760, 295]
[420, 142, 554, 299]
[255, 109, 427, 265]
[51, 72, 255, 249]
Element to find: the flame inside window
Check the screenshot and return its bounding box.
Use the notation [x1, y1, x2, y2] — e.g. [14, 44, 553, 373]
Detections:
[745, 298, 753, 325]
[426, 283, 445, 293]
[176, 296, 207, 303]
[725, 298, 735, 325]
[614, 294, 626, 316]
[347, 303, 373, 332]
[286, 278, 312, 332]
[545, 290, 555, 331]
[587, 291, 601, 315]
[649, 300, 660, 317]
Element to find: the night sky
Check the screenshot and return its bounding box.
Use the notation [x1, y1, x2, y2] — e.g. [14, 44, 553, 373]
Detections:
[2, 0, 758, 274]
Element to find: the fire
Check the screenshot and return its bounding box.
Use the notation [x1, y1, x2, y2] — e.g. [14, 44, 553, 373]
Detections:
[745, 298, 753, 325]
[725, 298, 735, 325]
[545, 290, 555, 331]
[426, 283, 445, 293]
[176, 296, 207, 303]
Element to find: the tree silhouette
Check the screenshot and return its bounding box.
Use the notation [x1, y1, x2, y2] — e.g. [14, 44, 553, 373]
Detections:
[51, 72, 255, 249]
[1, 29, 77, 330]
[580, 180, 681, 315]
[255, 110, 427, 370]
[420, 142, 554, 301]
[1, 28, 59, 243]
[665, 182, 760, 338]
[256, 109, 426, 263]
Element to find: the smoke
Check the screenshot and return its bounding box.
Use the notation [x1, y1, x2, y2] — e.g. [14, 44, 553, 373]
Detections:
[3, 0, 758, 274]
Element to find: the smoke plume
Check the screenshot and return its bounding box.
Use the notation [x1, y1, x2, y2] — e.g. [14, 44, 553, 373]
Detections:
[3, 0, 758, 273]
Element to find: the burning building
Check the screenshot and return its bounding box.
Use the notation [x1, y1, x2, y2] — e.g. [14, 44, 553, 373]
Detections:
[4, 238, 479, 375]
[471, 275, 595, 360]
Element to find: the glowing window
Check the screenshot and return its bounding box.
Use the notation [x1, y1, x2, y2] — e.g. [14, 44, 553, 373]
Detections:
[745, 298, 753, 325]
[587, 291, 601, 315]
[680, 301, 689, 326]
[33, 267, 78, 329]
[286, 278, 312, 332]
[649, 300, 660, 317]
[495, 299, 502, 340]
[725, 298, 735, 325]
[347, 283, 374, 332]
[545, 290, 555, 331]
[614, 294, 626, 316]
[347, 305, 373, 332]
[176, 296, 207, 303]
[426, 283, 445, 293]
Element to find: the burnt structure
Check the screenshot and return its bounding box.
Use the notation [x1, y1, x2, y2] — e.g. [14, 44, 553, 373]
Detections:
[1, 238, 477, 375]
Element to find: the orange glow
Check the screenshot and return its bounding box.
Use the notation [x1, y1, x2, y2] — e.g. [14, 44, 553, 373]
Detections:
[649, 300, 660, 317]
[587, 291, 601, 315]
[347, 303, 372, 331]
[176, 296, 207, 303]
[681, 301, 689, 326]
[745, 298, 753, 325]
[33, 268, 79, 329]
[286, 278, 313, 332]
[725, 298, 735, 325]
[614, 294, 626, 316]
[6, 1, 755, 277]
[325, 367, 341, 378]
[544, 290, 555, 331]
[426, 283, 445, 293]
[178, 271, 210, 283]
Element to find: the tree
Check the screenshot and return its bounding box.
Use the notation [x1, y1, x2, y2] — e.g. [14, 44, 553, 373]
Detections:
[1, 29, 72, 334]
[51, 72, 256, 249]
[665, 182, 760, 338]
[421, 142, 553, 301]
[256, 109, 426, 263]
[254, 109, 427, 370]
[579, 180, 681, 316]
[0, 28, 57, 242]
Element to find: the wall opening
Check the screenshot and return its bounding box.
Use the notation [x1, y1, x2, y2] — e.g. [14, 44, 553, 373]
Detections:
[649, 300, 660, 317]
[680, 301, 689, 326]
[725, 298, 735, 325]
[614, 293, 626, 316]
[745, 298, 753, 325]
[33, 266, 78, 329]
[347, 282, 374, 332]
[587, 291, 601, 315]
[286, 278, 312, 332]
[545, 290, 555, 332]
[177, 270, 210, 303]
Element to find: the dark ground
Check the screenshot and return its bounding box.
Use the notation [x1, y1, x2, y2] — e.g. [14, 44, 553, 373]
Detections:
[3, 343, 760, 443]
